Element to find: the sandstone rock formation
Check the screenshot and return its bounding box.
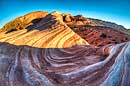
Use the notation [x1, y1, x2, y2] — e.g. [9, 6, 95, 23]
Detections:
[0, 40, 130, 86]
[0, 11, 88, 48]
[86, 18, 130, 35]
[0, 11, 130, 86]
[72, 25, 130, 46]
[62, 14, 73, 22]
[1, 11, 48, 33]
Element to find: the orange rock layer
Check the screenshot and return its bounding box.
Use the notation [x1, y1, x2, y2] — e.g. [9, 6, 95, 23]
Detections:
[0, 11, 130, 86]
[0, 12, 88, 48]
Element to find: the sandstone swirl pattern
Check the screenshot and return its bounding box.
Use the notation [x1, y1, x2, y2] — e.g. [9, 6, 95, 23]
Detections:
[0, 12, 88, 48]
[0, 11, 130, 86]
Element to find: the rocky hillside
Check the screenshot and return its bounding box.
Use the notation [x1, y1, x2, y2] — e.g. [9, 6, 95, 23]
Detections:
[1, 11, 130, 35]
[0, 11, 88, 48]
[0, 11, 130, 47]
[86, 18, 130, 35]
[62, 14, 130, 35]
[0, 11, 130, 86]
[0, 11, 48, 33]
[72, 25, 130, 46]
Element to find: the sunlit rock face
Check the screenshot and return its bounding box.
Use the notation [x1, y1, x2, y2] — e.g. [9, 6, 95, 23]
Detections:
[0, 12, 88, 48]
[0, 11, 48, 33]
[0, 11, 130, 86]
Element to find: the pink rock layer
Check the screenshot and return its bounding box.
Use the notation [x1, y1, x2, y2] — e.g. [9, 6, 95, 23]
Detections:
[0, 11, 130, 86]
[0, 42, 130, 86]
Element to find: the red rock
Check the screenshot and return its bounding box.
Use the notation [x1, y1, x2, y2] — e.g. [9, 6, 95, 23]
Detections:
[72, 25, 130, 46]
[0, 11, 130, 86]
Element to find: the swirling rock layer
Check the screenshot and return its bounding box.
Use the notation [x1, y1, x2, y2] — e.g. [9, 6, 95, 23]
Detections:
[0, 42, 130, 86]
[0, 11, 130, 86]
[0, 12, 88, 48]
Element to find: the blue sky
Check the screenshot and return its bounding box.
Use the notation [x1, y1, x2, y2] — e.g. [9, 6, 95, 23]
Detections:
[0, 0, 130, 28]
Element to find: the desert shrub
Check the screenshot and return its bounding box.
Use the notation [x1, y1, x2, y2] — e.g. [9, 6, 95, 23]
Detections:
[100, 33, 107, 38]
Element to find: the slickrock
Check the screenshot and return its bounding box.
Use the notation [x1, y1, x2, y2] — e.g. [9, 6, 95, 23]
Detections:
[0, 12, 88, 48]
[1, 11, 48, 33]
[62, 14, 74, 22]
[0, 11, 130, 86]
[0, 41, 130, 86]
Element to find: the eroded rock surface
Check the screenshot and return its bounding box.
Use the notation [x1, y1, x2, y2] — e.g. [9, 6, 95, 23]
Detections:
[0, 41, 130, 86]
[72, 25, 130, 46]
[0, 12, 88, 48]
[0, 11, 130, 86]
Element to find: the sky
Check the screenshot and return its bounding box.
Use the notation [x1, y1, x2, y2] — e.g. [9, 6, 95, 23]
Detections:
[0, 0, 130, 28]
